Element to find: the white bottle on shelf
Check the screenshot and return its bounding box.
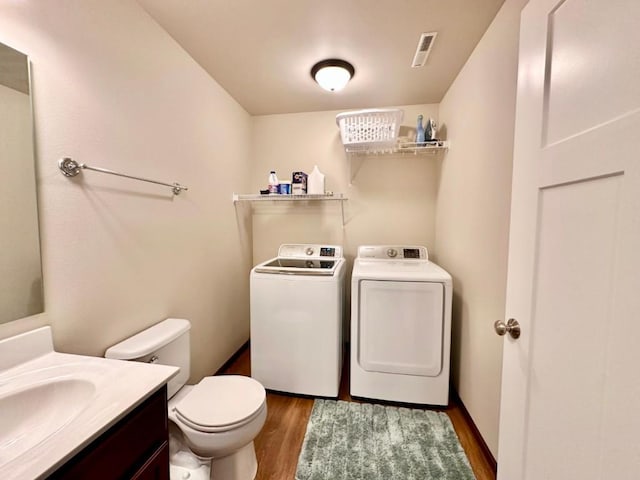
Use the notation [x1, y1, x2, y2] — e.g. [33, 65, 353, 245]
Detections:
[307, 165, 325, 195]
[268, 170, 279, 194]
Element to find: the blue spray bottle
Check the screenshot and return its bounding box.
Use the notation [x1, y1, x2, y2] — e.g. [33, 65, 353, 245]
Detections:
[416, 115, 426, 145]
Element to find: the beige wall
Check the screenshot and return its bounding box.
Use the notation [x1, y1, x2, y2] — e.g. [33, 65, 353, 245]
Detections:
[435, 0, 527, 456]
[250, 104, 441, 268]
[0, 0, 253, 382]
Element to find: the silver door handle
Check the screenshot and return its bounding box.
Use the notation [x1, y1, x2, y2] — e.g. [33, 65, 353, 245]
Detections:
[494, 318, 521, 339]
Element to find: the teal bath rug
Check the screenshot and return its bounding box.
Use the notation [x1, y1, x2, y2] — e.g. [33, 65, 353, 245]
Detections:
[296, 399, 476, 480]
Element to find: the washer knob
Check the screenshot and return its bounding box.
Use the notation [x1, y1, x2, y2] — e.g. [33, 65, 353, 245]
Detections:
[386, 248, 398, 258]
[305, 247, 314, 256]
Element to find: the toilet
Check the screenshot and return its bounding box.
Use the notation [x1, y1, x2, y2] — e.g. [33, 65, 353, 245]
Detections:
[105, 318, 267, 480]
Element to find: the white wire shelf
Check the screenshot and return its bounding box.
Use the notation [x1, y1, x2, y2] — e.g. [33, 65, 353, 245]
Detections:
[232, 192, 346, 203]
[344, 140, 449, 156]
[232, 192, 347, 227]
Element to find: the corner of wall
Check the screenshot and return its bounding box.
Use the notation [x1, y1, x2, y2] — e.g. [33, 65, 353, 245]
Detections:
[433, 0, 528, 457]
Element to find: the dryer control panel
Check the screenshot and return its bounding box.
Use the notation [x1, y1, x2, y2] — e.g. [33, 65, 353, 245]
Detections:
[357, 245, 428, 261]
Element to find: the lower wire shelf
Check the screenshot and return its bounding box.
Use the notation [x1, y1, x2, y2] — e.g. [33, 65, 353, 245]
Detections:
[232, 192, 348, 226]
[232, 192, 346, 202]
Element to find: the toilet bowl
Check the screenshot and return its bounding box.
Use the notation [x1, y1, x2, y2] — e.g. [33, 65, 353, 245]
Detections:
[169, 376, 267, 479]
[105, 318, 266, 480]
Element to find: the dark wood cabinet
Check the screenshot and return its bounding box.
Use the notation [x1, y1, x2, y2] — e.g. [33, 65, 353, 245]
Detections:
[130, 442, 169, 480]
[49, 386, 169, 480]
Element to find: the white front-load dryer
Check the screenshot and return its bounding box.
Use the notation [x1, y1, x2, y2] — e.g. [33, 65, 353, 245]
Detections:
[350, 245, 452, 406]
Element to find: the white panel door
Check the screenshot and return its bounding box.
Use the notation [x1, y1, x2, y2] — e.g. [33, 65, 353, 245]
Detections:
[359, 280, 443, 376]
[498, 1, 640, 479]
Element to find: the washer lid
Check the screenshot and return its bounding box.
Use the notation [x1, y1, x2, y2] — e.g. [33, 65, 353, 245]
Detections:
[174, 376, 265, 430]
[253, 257, 343, 276]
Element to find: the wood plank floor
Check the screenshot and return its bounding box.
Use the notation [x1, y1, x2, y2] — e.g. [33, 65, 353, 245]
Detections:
[220, 346, 496, 480]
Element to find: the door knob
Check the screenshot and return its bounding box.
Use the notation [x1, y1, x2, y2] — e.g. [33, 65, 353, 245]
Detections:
[494, 318, 521, 339]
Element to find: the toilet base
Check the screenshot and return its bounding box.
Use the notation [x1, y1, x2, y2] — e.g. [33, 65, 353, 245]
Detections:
[170, 462, 210, 480]
[210, 442, 257, 480]
[169, 447, 210, 480]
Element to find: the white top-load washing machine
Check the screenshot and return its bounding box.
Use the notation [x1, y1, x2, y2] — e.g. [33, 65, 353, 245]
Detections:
[250, 244, 346, 397]
[350, 245, 452, 406]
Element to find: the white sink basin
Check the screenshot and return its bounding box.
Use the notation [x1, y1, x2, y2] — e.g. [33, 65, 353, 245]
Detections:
[0, 326, 178, 480]
[0, 375, 96, 464]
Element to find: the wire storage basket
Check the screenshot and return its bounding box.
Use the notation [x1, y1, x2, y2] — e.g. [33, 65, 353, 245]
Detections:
[336, 108, 404, 151]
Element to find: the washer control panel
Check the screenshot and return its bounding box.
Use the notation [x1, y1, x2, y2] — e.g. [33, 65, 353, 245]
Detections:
[357, 245, 428, 261]
[278, 244, 343, 259]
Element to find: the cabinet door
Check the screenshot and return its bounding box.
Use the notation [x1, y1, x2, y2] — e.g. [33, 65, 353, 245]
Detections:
[49, 387, 168, 479]
[130, 442, 169, 480]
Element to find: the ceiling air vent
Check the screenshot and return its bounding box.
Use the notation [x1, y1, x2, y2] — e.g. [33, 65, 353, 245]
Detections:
[411, 32, 437, 68]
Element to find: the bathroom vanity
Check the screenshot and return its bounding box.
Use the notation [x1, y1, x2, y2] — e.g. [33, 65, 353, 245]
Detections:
[49, 386, 169, 479]
[0, 327, 178, 480]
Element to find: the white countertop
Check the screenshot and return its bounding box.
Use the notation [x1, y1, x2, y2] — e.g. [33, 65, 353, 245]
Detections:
[0, 349, 178, 479]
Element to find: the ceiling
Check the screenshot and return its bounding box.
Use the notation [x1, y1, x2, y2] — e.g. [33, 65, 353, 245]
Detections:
[137, 0, 506, 115]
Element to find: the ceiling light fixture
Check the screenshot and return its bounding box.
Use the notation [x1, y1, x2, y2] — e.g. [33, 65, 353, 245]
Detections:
[311, 59, 355, 92]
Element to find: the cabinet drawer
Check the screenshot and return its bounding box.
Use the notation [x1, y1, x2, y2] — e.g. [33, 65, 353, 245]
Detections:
[50, 386, 168, 480]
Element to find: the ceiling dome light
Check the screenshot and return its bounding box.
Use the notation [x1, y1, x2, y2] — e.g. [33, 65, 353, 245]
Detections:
[311, 59, 355, 92]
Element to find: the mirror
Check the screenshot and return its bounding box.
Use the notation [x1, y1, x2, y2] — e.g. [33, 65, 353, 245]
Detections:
[0, 41, 44, 323]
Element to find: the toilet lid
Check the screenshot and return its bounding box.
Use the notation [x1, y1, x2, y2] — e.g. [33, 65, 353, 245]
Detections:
[174, 376, 266, 432]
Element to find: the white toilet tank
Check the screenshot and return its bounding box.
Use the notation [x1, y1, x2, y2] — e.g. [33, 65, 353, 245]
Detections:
[105, 318, 191, 399]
